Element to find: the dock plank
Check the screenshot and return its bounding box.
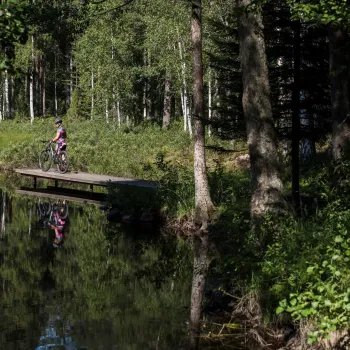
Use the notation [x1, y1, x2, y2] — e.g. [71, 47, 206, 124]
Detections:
[16, 188, 106, 205]
[14, 168, 157, 189]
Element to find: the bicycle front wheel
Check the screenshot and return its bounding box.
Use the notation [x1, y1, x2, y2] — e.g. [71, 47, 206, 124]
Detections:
[57, 151, 69, 174]
[39, 150, 52, 172]
[57, 200, 69, 219]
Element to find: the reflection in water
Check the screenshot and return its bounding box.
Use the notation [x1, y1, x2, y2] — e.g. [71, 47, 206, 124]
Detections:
[0, 188, 193, 349]
[37, 199, 69, 248]
[189, 232, 210, 350]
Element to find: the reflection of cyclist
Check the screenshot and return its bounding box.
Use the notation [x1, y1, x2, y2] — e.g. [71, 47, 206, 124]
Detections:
[51, 118, 67, 155]
[50, 208, 67, 248]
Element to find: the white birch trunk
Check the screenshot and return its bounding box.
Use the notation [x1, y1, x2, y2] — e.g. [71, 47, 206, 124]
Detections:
[0, 95, 2, 121]
[0, 75, 3, 121]
[28, 207, 32, 236]
[106, 99, 109, 124]
[178, 38, 192, 136]
[90, 71, 94, 120]
[70, 55, 73, 104]
[180, 90, 187, 132]
[208, 68, 212, 137]
[112, 87, 117, 129]
[187, 98, 193, 136]
[30, 36, 35, 124]
[117, 99, 121, 128]
[143, 83, 147, 120]
[1, 192, 5, 235]
[4, 70, 9, 119]
[54, 55, 58, 117]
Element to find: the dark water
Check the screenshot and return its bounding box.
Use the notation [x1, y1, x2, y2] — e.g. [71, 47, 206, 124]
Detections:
[0, 187, 194, 349]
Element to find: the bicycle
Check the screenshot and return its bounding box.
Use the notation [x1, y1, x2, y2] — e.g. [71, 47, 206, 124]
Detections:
[39, 140, 69, 174]
[37, 198, 69, 228]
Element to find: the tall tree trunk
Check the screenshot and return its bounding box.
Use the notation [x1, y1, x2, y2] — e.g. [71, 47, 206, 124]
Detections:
[30, 37, 35, 124]
[10, 77, 14, 118]
[292, 18, 301, 214]
[237, 0, 286, 219]
[178, 37, 192, 135]
[90, 71, 94, 120]
[105, 98, 109, 124]
[4, 70, 9, 119]
[0, 78, 3, 121]
[65, 45, 71, 111]
[162, 73, 171, 129]
[117, 99, 121, 128]
[54, 55, 58, 117]
[328, 25, 350, 161]
[208, 68, 212, 137]
[42, 58, 46, 118]
[191, 1, 214, 226]
[143, 81, 147, 120]
[189, 4, 214, 345]
[1, 191, 6, 235]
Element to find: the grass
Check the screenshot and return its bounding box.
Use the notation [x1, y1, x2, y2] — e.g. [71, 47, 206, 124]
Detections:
[0, 131, 32, 148]
[0, 117, 250, 218]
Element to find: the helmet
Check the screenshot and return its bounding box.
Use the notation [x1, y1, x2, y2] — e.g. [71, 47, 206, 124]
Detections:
[55, 118, 62, 124]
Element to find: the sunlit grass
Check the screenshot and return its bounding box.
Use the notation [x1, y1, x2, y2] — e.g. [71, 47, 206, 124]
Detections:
[0, 131, 31, 148]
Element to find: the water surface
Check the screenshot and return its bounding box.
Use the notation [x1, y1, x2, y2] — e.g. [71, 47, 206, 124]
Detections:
[0, 187, 193, 349]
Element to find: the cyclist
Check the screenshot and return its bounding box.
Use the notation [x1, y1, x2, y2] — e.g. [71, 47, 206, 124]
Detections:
[51, 118, 67, 155]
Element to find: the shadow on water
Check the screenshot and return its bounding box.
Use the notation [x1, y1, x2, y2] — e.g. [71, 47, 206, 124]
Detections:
[0, 187, 195, 349]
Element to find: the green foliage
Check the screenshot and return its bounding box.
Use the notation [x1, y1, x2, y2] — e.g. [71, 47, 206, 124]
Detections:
[288, 0, 350, 27]
[155, 151, 195, 218]
[276, 207, 350, 343]
[0, 1, 28, 72]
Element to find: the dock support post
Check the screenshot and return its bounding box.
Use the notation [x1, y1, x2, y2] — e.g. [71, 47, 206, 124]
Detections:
[33, 177, 37, 189]
[90, 184, 93, 193]
[55, 180, 58, 188]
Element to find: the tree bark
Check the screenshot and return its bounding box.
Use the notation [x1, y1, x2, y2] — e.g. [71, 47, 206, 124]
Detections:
[54, 55, 58, 117]
[208, 68, 212, 137]
[237, 0, 286, 219]
[30, 36, 35, 124]
[178, 37, 192, 135]
[65, 45, 72, 111]
[4, 70, 9, 119]
[191, 0, 214, 226]
[90, 71, 94, 120]
[42, 58, 46, 118]
[162, 73, 171, 129]
[292, 18, 301, 214]
[328, 25, 350, 161]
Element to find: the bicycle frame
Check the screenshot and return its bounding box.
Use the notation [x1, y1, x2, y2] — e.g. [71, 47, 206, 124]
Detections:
[43, 141, 60, 163]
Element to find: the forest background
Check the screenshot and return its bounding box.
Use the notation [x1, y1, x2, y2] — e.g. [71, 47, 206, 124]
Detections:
[1, 0, 350, 348]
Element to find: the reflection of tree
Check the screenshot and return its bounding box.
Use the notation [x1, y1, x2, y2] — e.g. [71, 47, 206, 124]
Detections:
[189, 232, 210, 350]
[0, 192, 194, 348]
[52, 208, 190, 348]
[0, 194, 46, 348]
[51, 207, 193, 348]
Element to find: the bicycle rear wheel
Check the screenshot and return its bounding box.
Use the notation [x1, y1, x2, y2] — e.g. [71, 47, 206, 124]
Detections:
[39, 150, 52, 172]
[57, 151, 69, 174]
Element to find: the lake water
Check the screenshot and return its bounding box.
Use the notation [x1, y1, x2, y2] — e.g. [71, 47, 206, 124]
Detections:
[0, 184, 194, 349]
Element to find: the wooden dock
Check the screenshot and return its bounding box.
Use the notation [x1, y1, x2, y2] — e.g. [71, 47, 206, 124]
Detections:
[15, 187, 106, 205]
[14, 168, 158, 190]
